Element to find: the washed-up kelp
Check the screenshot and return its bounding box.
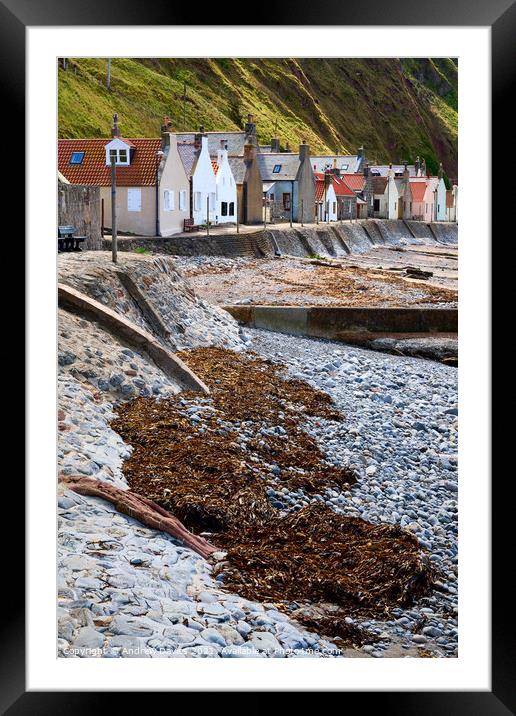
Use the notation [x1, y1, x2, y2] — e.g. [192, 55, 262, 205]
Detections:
[111, 347, 436, 639]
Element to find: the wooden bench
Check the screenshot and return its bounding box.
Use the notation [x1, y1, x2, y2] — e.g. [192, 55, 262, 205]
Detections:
[183, 218, 199, 233]
[58, 225, 87, 252]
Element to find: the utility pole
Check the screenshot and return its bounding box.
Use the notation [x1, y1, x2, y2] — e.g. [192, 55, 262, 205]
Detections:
[155, 150, 164, 236]
[290, 180, 293, 227]
[107, 58, 111, 91]
[183, 81, 187, 131]
[111, 155, 117, 263]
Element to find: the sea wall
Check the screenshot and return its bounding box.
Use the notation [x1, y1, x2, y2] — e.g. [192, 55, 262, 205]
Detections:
[102, 220, 457, 259]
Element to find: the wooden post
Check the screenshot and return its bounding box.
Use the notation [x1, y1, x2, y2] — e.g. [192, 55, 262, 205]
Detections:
[206, 195, 210, 236]
[301, 200, 304, 227]
[263, 193, 267, 229]
[101, 198, 104, 237]
[111, 156, 117, 263]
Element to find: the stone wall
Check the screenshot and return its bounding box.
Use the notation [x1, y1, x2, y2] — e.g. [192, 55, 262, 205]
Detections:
[102, 220, 458, 260]
[58, 184, 102, 250]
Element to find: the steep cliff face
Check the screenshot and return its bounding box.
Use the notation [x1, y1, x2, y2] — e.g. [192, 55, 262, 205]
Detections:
[58, 57, 458, 178]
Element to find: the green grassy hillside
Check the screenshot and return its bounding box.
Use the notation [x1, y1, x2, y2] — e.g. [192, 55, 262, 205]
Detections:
[58, 57, 458, 178]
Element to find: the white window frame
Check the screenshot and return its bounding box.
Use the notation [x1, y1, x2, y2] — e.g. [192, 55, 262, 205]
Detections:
[179, 190, 187, 212]
[194, 191, 201, 211]
[106, 148, 130, 166]
[164, 189, 175, 212]
[127, 188, 142, 212]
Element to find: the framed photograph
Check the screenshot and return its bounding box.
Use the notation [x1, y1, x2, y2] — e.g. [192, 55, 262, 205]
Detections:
[5, 0, 509, 708]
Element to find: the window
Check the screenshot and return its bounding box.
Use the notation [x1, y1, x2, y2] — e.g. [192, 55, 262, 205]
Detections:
[69, 151, 84, 165]
[333, 202, 336, 214]
[127, 188, 141, 212]
[373, 199, 380, 212]
[106, 146, 130, 166]
[273, 164, 282, 173]
[164, 190, 175, 211]
[210, 192, 216, 209]
[194, 192, 201, 211]
[229, 202, 234, 216]
[283, 193, 291, 211]
[221, 202, 228, 216]
[270, 193, 274, 202]
[179, 190, 187, 211]
[340, 163, 349, 170]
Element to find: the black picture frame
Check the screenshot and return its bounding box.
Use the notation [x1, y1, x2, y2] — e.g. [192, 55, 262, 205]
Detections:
[5, 0, 510, 709]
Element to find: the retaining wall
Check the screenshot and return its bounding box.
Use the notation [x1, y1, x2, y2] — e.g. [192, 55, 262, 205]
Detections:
[102, 220, 458, 260]
[225, 304, 458, 344]
[58, 184, 102, 250]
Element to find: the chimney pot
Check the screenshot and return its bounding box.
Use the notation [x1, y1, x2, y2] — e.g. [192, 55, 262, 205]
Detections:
[111, 112, 120, 138]
[271, 137, 280, 152]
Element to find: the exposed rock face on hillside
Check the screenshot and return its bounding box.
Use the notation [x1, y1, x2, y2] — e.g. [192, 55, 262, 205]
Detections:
[58, 57, 458, 177]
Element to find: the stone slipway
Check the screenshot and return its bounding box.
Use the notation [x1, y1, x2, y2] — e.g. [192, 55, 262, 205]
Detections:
[224, 305, 458, 345]
[58, 283, 209, 394]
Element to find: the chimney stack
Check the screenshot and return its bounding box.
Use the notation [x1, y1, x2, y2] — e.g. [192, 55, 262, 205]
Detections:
[194, 126, 206, 150]
[243, 142, 256, 161]
[357, 145, 364, 160]
[244, 113, 257, 144]
[438, 161, 444, 180]
[271, 137, 280, 152]
[415, 155, 420, 176]
[299, 141, 310, 162]
[421, 158, 427, 176]
[111, 112, 121, 138]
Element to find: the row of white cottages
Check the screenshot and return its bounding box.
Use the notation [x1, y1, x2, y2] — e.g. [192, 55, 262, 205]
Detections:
[58, 116, 242, 237]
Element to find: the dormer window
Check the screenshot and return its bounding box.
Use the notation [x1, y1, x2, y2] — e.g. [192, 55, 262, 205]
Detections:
[272, 164, 282, 173]
[105, 138, 132, 166]
[108, 148, 129, 165]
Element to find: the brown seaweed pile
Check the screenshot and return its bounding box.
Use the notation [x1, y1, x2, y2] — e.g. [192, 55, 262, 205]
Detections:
[111, 346, 436, 639]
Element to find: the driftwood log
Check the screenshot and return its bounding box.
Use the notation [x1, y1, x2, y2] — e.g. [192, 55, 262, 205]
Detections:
[61, 475, 217, 559]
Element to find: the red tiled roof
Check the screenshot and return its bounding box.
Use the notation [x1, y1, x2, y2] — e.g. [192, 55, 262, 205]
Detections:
[333, 176, 356, 197]
[58, 138, 162, 186]
[315, 179, 327, 202]
[409, 180, 427, 202]
[340, 173, 365, 191]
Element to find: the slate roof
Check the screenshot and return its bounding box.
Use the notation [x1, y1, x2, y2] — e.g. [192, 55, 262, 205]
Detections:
[371, 176, 388, 195]
[311, 155, 362, 174]
[58, 138, 162, 186]
[228, 156, 247, 184]
[369, 165, 417, 177]
[177, 142, 199, 178]
[258, 153, 300, 181]
[176, 132, 248, 157]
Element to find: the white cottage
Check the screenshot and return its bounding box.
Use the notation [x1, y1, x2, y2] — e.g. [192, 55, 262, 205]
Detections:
[212, 140, 237, 224]
[315, 173, 338, 222]
[177, 133, 217, 226]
